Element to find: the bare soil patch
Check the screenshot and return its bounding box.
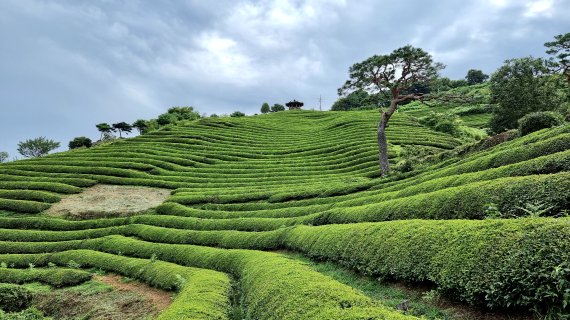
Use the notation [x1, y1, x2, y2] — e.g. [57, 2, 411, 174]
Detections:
[95, 275, 173, 312]
[46, 184, 171, 219]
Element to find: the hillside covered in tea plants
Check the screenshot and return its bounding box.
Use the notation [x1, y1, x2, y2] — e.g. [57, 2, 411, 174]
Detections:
[0, 107, 570, 319]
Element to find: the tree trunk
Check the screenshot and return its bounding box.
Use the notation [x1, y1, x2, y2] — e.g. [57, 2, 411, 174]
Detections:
[377, 112, 390, 176]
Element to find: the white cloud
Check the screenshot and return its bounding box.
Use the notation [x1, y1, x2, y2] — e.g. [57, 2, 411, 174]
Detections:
[524, 0, 554, 17]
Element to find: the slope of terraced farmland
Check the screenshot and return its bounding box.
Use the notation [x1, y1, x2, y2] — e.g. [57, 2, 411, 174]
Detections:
[1, 110, 569, 319]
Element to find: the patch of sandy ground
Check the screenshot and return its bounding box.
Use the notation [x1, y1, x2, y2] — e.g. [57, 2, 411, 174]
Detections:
[46, 184, 171, 219]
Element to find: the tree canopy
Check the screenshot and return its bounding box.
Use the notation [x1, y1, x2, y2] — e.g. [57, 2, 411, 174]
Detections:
[17, 137, 60, 158]
[545, 32, 570, 85]
[339, 45, 443, 175]
[112, 122, 133, 138]
[489, 56, 564, 133]
[95, 123, 113, 140]
[331, 90, 386, 111]
[132, 119, 149, 134]
[270, 104, 285, 112]
[0, 151, 8, 163]
[261, 102, 270, 114]
[68, 137, 92, 149]
[465, 69, 489, 85]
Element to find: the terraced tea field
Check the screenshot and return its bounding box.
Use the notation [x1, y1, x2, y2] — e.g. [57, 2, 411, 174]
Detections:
[1, 110, 569, 319]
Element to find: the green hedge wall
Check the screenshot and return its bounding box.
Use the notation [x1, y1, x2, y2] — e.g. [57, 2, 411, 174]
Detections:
[285, 218, 570, 313]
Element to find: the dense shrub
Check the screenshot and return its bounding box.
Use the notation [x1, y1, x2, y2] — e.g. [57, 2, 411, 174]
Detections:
[0, 284, 33, 312]
[68, 137, 92, 150]
[420, 112, 461, 135]
[285, 218, 570, 314]
[230, 111, 245, 117]
[518, 111, 564, 135]
[0, 268, 91, 287]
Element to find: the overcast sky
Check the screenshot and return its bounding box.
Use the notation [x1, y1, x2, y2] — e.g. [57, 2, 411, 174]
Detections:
[1, 0, 569, 158]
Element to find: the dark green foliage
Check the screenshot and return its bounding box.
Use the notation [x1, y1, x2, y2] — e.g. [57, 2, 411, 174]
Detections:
[230, 111, 245, 117]
[68, 137, 92, 150]
[489, 57, 564, 133]
[111, 122, 132, 138]
[166, 106, 200, 121]
[518, 111, 564, 135]
[0, 307, 48, 320]
[270, 104, 285, 112]
[0, 152, 8, 163]
[331, 90, 385, 111]
[132, 119, 149, 134]
[17, 137, 60, 158]
[545, 32, 570, 84]
[0, 199, 50, 214]
[0, 268, 91, 287]
[0, 284, 33, 312]
[157, 113, 177, 126]
[465, 69, 489, 85]
[430, 77, 470, 92]
[420, 112, 461, 135]
[260, 102, 270, 114]
[95, 123, 113, 141]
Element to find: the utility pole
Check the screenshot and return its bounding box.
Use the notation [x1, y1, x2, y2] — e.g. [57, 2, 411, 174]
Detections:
[318, 95, 323, 111]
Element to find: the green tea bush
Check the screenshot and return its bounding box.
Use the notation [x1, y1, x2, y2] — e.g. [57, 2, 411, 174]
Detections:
[0, 284, 33, 312]
[316, 173, 570, 224]
[285, 218, 570, 313]
[0, 268, 91, 287]
[518, 111, 564, 136]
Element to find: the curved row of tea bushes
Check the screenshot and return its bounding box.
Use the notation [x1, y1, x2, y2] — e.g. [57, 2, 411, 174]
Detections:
[0, 174, 97, 188]
[0, 199, 51, 214]
[316, 172, 570, 224]
[0, 182, 81, 194]
[0, 225, 285, 250]
[284, 218, 570, 313]
[0, 250, 232, 320]
[0, 267, 91, 287]
[0, 237, 416, 320]
[0, 190, 60, 203]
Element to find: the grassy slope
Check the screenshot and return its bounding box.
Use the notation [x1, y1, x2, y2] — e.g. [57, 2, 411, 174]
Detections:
[0, 99, 569, 319]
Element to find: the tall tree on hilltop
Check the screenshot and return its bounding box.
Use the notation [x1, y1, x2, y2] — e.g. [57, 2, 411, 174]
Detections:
[112, 122, 133, 138]
[17, 137, 60, 158]
[488, 57, 564, 133]
[95, 123, 113, 140]
[465, 69, 489, 85]
[261, 102, 270, 114]
[545, 32, 570, 85]
[339, 45, 443, 176]
[132, 119, 149, 134]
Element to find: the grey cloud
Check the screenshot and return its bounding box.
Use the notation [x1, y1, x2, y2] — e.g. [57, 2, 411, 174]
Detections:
[1, 0, 569, 158]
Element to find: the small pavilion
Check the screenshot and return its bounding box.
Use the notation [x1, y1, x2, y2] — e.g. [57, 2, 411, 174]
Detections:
[286, 100, 304, 110]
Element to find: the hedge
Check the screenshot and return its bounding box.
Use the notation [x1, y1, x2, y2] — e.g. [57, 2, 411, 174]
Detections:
[0, 199, 51, 214]
[0, 267, 91, 287]
[316, 172, 570, 224]
[285, 218, 570, 314]
[0, 250, 232, 320]
[0, 237, 415, 320]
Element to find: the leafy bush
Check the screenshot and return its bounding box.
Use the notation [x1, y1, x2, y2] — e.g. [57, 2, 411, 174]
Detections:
[518, 111, 564, 135]
[285, 218, 570, 313]
[420, 112, 461, 135]
[68, 137, 92, 150]
[230, 111, 245, 117]
[0, 284, 33, 312]
[17, 137, 60, 158]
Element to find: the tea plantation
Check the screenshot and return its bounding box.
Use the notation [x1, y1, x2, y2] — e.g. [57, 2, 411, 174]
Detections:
[1, 109, 569, 319]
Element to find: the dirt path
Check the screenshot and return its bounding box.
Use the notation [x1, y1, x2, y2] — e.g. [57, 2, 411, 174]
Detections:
[95, 274, 173, 312]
